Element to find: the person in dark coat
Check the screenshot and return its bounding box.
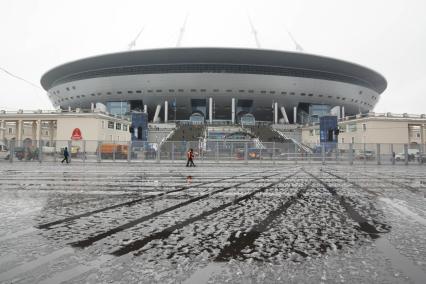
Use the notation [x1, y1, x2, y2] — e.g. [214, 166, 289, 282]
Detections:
[61, 147, 70, 164]
[186, 148, 195, 167]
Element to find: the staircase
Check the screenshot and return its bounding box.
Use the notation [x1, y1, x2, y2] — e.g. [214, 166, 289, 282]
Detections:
[166, 124, 205, 141]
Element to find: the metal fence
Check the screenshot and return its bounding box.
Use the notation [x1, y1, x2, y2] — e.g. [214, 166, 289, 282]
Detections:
[1, 140, 425, 165]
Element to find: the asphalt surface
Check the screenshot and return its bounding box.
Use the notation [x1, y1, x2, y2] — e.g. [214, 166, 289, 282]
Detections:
[0, 163, 425, 283]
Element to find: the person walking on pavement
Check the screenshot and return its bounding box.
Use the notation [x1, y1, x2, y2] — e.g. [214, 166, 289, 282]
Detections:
[186, 148, 196, 167]
[61, 147, 70, 164]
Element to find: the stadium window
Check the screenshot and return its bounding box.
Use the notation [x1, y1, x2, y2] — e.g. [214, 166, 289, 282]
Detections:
[108, 121, 114, 129]
[169, 89, 175, 93]
[107, 92, 112, 95]
[226, 89, 232, 93]
[81, 95, 85, 98]
[270, 91, 275, 94]
[201, 89, 206, 92]
[136, 90, 142, 94]
[91, 93, 95, 97]
[70, 96, 74, 99]
[148, 90, 153, 93]
[76, 95, 80, 98]
[359, 90, 363, 95]
[261, 90, 266, 94]
[308, 93, 313, 97]
[328, 95, 333, 98]
[72, 86, 76, 90]
[117, 91, 122, 94]
[341, 97, 346, 100]
[248, 90, 254, 93]
[300, 93, 306, 96]
[156, 90, 162, 93]
[290, 92, 295, 96]
[213, 89, 219, 92]
[178, 89, 184, 92]
[318, 94, 323, 97]
[190, 89, 196, 92]
[97, 93, 102, 96]
[239, 90, 245, 93]
[116, 123, 121, 130]
[128, 91, 133, 94]
[336, 96, 341, 99]
[66, 87, 70, 91]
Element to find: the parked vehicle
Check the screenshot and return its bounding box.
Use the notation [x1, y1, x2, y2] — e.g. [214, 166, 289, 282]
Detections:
[355, 150, 375, 160]
[0, 143, 10, 160]
[395, 149, 419, 161]
[99, 143, 129, 159]
[14, 146, 39, 160]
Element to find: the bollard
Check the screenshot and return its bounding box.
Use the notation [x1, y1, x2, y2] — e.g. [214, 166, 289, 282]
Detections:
[404, 144, 408, 165]
[376, 144, 381, 165]
[244, 142, 248, 165]
[349, 143, 353, 165]
[321, 144, 325, 165]
[112, 141, 116, 162]
[363, 143, 366, 166]
[216, 141, 219, 163]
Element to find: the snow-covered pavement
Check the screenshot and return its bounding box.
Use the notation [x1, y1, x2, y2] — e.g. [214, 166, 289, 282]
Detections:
[0, 163, 425, 283]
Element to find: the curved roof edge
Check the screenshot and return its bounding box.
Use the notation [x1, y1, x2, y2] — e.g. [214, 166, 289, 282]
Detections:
[40, 47, 387, 93]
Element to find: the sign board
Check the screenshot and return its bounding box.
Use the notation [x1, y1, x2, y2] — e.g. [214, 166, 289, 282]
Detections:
[71, 128, 83, 140]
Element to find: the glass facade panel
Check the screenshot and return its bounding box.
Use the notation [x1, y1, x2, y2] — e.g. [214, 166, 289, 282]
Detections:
[106, 101, 130, 116]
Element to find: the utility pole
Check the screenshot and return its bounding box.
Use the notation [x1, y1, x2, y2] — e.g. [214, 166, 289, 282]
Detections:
[285, 27, 304, 52]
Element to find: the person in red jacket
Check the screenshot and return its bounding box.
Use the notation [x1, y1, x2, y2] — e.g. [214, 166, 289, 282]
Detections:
[186, 148, 196, 167]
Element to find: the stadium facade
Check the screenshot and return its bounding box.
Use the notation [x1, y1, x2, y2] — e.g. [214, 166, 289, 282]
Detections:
[41, 48, 387, 125]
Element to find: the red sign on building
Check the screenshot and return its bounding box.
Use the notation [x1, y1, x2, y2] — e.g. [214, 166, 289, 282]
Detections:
[71, 128, 83, 140]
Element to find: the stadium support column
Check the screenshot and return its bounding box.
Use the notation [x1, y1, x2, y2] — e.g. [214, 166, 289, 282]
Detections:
[231, 98, 235, 124]
[153, 105, 161, 123]
[274, 102, 278, 124]
[280, 107, 289, 124]
[209, 97, 213, 124]
[164, 101, 168, 123]
[143, 104, 148, 114]
[293, 106, 297, 124]
[341, 106, 345, 120]
[17, 120, 23, 146]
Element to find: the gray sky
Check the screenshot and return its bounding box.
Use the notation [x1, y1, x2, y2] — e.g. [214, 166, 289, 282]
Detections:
[1, 0, 425, 113]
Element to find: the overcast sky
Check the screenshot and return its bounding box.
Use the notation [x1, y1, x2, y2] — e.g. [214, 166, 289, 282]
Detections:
[1, 0, 425, 113]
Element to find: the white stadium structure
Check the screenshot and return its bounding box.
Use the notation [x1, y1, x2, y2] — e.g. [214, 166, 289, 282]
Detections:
[41, 47, 387, 125]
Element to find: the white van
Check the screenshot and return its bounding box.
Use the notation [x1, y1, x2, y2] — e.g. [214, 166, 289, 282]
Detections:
[395, 149, 419, 161]
[0, 143, 10, 160]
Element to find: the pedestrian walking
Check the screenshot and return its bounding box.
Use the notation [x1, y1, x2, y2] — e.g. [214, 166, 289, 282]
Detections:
[61, 147, 70, 164]
[186, 148, 196, 167]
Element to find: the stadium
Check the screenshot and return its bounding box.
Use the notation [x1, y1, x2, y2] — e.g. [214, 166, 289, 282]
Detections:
[40, 47, 387, 125]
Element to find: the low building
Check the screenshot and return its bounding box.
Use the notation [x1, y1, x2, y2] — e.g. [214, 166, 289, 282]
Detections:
[301, 112, 426, 147]
[0, 109, 131, 152]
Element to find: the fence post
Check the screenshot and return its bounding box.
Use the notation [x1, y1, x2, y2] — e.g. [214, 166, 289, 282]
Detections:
[349, 143, 353, 165]
[127, 141, 131, 163]
[112, 141, 116, 162]
[97, 141, 101, 163]
[172, 142, 175, 163]
[321, 144, 325, 165]
[38, 140, 43, 163]
[9, 141, 14, 163]
[404, 144, 408, 165]
[244, 142, 248, 164]
[376, 144, 381, 165]
[82, 140, 86, 163]
[216, 141, 219, 163]
[68, 140, 72, 163]
[272, 141, 276, 164]
[156, 143, 160, 163]
[391, 144, 395, 165]
[363, 143, 366, 166]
